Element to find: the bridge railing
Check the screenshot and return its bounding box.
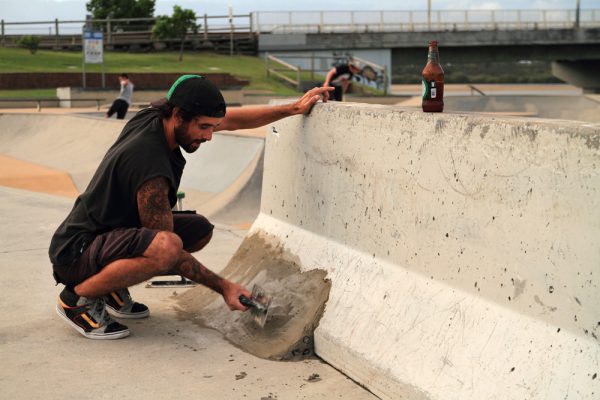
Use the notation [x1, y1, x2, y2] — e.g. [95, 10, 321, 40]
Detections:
[253, 9, 600, 34]
[2, 9, 598, 48]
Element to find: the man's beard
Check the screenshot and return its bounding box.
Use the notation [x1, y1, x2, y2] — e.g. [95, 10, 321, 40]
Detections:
[174, 123, 206, 153]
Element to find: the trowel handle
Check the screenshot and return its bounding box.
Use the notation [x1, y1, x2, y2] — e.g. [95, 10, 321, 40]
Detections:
[239, 295, 255, 308]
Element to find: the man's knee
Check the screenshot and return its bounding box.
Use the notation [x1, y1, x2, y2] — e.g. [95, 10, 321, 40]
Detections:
[146, 231, 183, 273]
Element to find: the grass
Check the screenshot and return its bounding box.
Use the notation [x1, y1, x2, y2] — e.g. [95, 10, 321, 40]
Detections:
[0, 47, 301, 95]
[393, 61, 561, 84]
[0, 89, 57, 98]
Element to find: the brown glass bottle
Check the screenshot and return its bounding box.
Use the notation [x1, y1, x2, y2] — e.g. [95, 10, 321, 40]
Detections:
[422, 40, 444, 112]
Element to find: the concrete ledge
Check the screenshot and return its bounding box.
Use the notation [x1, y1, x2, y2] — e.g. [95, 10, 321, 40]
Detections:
[244, 102, 600, 399]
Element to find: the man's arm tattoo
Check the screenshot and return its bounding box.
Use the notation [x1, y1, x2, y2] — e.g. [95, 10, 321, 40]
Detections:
[137, 177, 174, 231]
[174, 252, 224, 294]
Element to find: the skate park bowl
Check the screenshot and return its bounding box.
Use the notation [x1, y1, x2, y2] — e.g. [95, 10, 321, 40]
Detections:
[2, 105, 599, 399]
[178, 102, 600, 399]
[0, 113, 264, 223]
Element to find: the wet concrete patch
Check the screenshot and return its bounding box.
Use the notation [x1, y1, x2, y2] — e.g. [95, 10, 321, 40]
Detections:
[175, 231, 331, 360]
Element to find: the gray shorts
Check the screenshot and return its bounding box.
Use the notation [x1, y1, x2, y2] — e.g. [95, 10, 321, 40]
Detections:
[52, 213, 214, 287]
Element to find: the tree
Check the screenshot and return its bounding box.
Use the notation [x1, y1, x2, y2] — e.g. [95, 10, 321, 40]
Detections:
[86, 0, 156, 31]
[18, 36, 40, 55]
[152, 6, 198, 62]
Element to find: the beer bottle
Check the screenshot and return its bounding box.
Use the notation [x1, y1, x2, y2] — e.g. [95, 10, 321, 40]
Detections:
[422, 40, 444, 112]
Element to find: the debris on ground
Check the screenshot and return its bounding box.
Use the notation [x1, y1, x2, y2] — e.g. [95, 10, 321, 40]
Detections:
[306, 373, 322, 382]
[235, 371, 247, 380]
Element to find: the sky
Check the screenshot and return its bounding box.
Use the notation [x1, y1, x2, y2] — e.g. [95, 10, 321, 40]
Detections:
[1, 0, 599, 22]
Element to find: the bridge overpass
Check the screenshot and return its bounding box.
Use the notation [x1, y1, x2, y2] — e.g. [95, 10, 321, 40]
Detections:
[255, 9, 600, 92]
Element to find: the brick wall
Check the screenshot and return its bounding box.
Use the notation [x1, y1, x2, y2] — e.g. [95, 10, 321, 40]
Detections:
[0, 73, 249, 90]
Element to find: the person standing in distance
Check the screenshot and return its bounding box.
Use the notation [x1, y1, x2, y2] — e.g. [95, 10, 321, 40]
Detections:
[322, 61, 361, 102]
[106, 73, 133, 119]
[50, 74, 333, 339]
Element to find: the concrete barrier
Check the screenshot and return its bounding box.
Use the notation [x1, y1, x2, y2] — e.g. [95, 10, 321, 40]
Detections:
[245, 103, 599, 399]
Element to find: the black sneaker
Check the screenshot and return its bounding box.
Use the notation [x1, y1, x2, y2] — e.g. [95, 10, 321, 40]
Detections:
[105, 288, 149, 319]
[56, 287, 130, 340]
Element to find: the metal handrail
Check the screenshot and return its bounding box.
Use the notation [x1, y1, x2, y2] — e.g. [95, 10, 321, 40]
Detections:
[264, 52, 389, 94]
[265, 53, 301, 90]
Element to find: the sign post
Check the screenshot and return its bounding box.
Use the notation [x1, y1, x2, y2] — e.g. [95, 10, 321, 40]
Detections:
[228, 3, 234, 56]
[82, 30, 105, 89]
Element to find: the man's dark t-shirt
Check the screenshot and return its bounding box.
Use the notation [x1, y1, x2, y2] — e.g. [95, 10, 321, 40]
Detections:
[49, 107, 186, 267]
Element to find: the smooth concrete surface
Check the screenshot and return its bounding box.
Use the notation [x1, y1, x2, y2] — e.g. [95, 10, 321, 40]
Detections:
[0, 186, 376, 400]
[234, 102, 600, 399]
[0, 113, 264, 218]
[0, 154, 79, 197]
[180, 134, 265, 218]
[0, 114, 125, 191]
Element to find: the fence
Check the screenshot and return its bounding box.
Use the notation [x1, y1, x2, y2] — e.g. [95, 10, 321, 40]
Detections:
[0, 14, 253, 49]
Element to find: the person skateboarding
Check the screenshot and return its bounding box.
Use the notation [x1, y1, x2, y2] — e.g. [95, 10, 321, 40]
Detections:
[106, 73, 133, 119]
[322, 60, 361, 102]
[50, 74, 333, 339]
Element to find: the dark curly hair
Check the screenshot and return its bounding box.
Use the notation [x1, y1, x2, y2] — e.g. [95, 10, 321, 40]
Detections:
[151, 98, 198, 123]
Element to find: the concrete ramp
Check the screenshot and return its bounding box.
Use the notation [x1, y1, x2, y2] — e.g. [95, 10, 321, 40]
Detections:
[187, 103, 600, 399]
[179, 134, 264, 219]
[0, 114, 263, 220]
[0, 114, 125, 192]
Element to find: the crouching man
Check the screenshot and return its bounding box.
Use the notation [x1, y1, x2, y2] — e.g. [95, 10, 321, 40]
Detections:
[50, 75, 332, 339]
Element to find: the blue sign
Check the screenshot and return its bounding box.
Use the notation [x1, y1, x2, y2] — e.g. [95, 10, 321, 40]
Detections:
[84, 31, 103, 40]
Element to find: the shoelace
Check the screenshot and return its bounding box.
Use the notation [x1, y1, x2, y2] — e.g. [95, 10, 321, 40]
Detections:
[90, 297, 111, 325]
[120, 289, 132, 304]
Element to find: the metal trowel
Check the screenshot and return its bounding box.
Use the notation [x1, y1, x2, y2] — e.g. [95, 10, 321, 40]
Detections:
[238, 284, 272, 328]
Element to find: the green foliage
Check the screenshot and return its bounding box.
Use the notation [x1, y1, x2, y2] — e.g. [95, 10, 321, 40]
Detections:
[152, 6, 198, 39]
[152, 6, 198, 61]
[86, 0, 155, 31]
[86, 0, 155, 19]
[17, 36, 40, 55]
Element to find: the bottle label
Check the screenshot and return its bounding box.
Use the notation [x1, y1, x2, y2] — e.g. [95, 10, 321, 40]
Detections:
[428, 52, 439, 62]
[422, 79, 436, 99]
[422, 79, 443, 100]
